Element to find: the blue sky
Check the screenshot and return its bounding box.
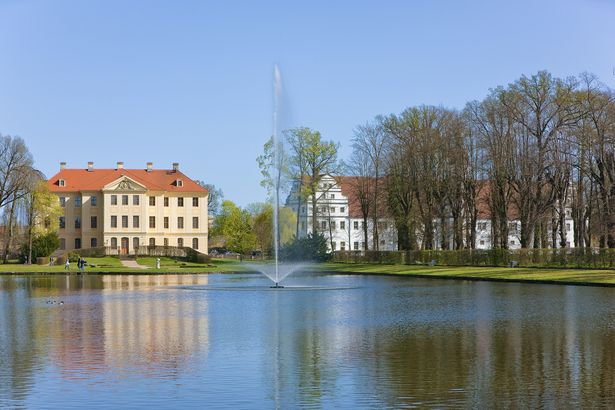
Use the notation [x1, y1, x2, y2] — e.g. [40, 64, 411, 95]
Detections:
[0, 0, 613, 206]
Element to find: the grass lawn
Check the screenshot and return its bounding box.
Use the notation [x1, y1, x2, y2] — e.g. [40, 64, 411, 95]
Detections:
[0, 256, 248, 274]
[317, 262, 615, 286]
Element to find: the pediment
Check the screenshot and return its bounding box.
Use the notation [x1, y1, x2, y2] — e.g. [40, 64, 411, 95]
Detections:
[103, 176, 147, 192]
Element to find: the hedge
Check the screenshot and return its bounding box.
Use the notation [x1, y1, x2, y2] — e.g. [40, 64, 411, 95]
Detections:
[333, 248, 615, 269]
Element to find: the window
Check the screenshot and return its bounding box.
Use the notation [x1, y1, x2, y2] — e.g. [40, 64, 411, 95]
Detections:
[192, 238, 198, 249]
[163, 238, 169, 247]
[176, 179, 183, 187]
[354, 242, 359, 250]
[122, 215, 128, 228]
[75, 216, 81, 229]
[164, 197, 169, 207]
[91, 216, 97, 229]
[149, 238, 155, 246]
[59, 217, 65, 229]
[331, 207, 336, 213]
[480, 240, 485, 246]
[331, 241, 336, 251]
[193, 217, 199, 229]
[478, 222, 487, 231]
[74, 196, 82, 207]
[178, 197, 184, 207]
[75, 238, 81, 249]
[133, 237, 139, 250]
[58, 179, 65, 187]
[177, 238, 183, 247]
[111, 216, 117, 228]
[91, 196, 97, 206]
[149, 216, 155, 228]
[330, 194, 335, 199]
[111, 237, 117, 249]
[510, 240, 516, 245]
[340, 241, 346, 251]
[122, 195, 128, 205]
[91, 238, 97, 247]
[193, 197, 199, 207]
[321, 221, 326, 229]
[340, 207, 345, 213]
[133, 195, 139, 205]
[331, 221, 336, 230]
[133, 215, 139, 228]
[178, 217, 184, 229]
[566, 223, 571, 231]
[164, 217, 169, 229]
[111, 195, 117, 205]
[353, 221, 359, 230]
[60, 197, 66, 207]
[60, 238, 66, 250]
[149, 196, 156, 206]
[340, 221, 345, 230]
[362, 242, 366, 250]
[508, 222, 517, 234]
[566, 241, 571, 248]
[380, 239, 385, 246]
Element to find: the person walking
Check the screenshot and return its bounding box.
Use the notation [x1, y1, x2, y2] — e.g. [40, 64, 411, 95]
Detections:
[65, 259, 70, 270]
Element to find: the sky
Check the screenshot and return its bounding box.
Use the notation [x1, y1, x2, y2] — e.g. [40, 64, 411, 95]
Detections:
[0, 0, 614, 206]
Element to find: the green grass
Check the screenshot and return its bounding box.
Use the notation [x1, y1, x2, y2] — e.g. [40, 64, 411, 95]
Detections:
[0, 256, 248, 274]
[317, 262, 615, 285]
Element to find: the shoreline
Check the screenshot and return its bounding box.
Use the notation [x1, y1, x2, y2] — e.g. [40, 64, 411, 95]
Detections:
[317, 263, 615, 289]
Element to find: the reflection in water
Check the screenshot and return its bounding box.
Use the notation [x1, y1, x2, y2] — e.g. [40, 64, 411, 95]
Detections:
[2, 274, 615, 408]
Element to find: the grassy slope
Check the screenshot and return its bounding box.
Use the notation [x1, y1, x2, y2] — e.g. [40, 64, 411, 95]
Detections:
[318, 263, 615, 285]
[0, 257, 247, 274]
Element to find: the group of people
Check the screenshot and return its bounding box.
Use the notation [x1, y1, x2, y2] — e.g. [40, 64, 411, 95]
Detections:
[64, 257, 88, 272]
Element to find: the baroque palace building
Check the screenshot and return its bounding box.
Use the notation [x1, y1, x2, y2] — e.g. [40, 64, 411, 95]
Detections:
[48, 161, 208, 255]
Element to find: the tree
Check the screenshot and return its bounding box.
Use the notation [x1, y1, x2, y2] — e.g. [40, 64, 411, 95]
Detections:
[22, 175, 62, 264]
[350, 118, 388, 250]
[196, 181, 224, 217]
[287, 128, 339, 235]
[249, 203, 297, 256]
[212, 200, 256, 254]
[279, 233, 331, 262]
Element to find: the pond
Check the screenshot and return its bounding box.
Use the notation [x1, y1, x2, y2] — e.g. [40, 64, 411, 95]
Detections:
[1, 273, 614, 408]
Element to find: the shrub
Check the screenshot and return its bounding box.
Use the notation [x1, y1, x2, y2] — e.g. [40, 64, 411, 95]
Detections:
[280, 233, 331, 262]
[19, 232, 60, 263]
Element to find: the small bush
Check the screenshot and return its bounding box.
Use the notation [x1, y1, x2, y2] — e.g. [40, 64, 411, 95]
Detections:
[68, 251, 81, 262]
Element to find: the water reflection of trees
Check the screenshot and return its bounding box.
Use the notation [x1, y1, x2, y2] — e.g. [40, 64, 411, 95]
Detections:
[350, 283, 615, 408]
[0, 275, 209, 406]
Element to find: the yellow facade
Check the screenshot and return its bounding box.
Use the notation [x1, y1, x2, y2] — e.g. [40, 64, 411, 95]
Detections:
[55, 173, 208, 254]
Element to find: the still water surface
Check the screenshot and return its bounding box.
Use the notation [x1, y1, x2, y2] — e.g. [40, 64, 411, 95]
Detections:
[1, 273, 615, 409]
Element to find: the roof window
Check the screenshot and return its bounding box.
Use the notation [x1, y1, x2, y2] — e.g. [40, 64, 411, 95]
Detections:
[58, 179, 66, 187]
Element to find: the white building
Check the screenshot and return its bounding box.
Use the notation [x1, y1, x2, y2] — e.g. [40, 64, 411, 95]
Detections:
[286, 175, 398, 251]
[287, 174, 575, 251]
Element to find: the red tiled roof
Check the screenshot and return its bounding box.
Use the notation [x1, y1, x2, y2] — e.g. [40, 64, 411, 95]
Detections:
[47, 168, 208, 193]
[336, 176, 390, 218]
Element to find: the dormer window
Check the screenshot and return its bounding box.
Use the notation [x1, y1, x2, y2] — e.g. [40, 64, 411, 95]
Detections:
[176, 179, 183, 187]
[58, 179, 65, 187]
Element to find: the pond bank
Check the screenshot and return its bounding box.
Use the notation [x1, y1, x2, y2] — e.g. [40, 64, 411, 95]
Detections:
[318, 263, 615, 288]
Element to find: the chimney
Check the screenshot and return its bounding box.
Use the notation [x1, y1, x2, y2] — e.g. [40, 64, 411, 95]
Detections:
[146, 162, 153, 172]
[117, 161, 124, 170]
[172, 162, 179, 172]
[60, 162, 66, 171]
[87, 161, 94, 172]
